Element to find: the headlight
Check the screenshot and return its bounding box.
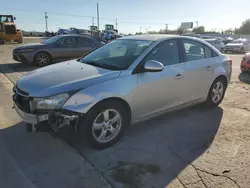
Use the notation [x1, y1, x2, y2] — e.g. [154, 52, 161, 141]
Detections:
[19, 48, 34, 53]
[34, 93, 70, 110]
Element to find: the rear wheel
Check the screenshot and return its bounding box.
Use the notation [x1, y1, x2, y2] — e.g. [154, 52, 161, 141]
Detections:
[82, 101, 129, 149]
[205, 78, 226, 107]
[34, 52, 51, 66]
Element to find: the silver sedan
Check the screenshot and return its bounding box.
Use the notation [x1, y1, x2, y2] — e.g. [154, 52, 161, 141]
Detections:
[13, 35, 232, 149]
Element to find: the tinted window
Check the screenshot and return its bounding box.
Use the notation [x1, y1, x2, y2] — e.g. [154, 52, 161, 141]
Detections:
[77, 37, 94, 46]
[65, 37, 77, 45]
[145, 40, 179, 66]
[183, 40, 205, 61]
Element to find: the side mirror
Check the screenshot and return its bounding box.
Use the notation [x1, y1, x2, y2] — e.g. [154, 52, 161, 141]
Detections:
[144, 60, 164, 72]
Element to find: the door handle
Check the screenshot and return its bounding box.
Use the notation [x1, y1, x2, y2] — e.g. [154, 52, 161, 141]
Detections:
[174, 74, 183, 79]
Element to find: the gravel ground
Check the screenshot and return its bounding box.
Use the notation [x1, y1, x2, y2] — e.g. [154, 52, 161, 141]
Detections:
[0, 38, 250, 188]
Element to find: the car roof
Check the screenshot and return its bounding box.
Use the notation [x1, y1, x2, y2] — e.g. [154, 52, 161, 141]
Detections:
[204, 39, 216, 41]
[58, 34, 94, 38]
[118, 34, 207, 42]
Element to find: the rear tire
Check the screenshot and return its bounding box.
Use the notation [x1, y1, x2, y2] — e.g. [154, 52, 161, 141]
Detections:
[34, 52, 51, 66]
[205, 78, 226, 108]
[82, 101, 129, 149]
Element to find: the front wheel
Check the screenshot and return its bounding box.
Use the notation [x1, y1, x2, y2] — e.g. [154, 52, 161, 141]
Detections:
[82, 101, 129, 149]
[34, 52, 51, 66]
[205, 78, 226, 107]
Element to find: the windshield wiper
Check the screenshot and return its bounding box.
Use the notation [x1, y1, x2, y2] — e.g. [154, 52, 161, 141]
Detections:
[81, 60, 121, 70]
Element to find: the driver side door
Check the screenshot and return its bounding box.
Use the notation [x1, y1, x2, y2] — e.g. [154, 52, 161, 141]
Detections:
[51, 36, 78, 61]
[133, 39, 187, 119]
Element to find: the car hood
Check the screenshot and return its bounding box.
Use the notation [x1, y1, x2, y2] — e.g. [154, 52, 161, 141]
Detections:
[16, 60, 121, 97]
[225, 43, 243, 47]
[14, 43, 46, 50]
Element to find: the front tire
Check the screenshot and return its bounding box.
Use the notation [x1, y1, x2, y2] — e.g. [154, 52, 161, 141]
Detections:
[205, 78, 226, 107]
[83, 101, 129, 149]
[34, 52, 51, 66]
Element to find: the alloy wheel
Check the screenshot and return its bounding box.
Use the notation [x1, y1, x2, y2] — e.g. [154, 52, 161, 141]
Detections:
[92, 109, 122, 143]
[36, 53, 49, 66]
[211, 81, 224, 103]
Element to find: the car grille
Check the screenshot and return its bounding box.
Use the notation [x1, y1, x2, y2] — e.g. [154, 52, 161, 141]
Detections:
[13, 87, 31, 113]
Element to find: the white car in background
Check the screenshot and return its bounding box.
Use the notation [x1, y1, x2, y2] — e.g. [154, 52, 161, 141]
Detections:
[204, 39, 225, 53]
[224, 39, 250, 53]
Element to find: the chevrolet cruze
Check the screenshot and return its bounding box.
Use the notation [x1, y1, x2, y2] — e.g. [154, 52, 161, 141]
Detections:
[13, 35, 232, 149]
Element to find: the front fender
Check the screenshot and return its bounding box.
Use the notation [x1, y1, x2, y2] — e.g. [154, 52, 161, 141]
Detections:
[62, 74, 137, 114]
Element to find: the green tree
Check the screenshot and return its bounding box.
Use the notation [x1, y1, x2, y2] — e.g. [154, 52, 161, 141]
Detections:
[235, 19, 250, 34]
[192, 26, 205, 34]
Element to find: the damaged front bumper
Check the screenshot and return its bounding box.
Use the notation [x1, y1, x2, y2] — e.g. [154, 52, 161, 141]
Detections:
[13, 103, 82, 132]
[14, 103, 49, 124]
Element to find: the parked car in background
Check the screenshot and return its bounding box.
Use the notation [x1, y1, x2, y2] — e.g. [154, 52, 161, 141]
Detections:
[201, 36, 212, 39]
[241, 53, 250, 72]
[204, 39, 225, 53]
[13, 35, 232, 149]
[13, 34, 104, 66]
[224, 39, 250, 53]
[222, 37, 233, 45]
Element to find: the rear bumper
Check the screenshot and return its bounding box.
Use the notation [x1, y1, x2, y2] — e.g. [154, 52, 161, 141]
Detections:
[14, 103, 48, 124]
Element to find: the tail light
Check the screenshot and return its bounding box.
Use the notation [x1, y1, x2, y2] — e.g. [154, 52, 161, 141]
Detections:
[228, 58, 232, 71]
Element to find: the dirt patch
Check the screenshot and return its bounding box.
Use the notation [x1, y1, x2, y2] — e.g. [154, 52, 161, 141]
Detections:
[110, 161, 161, 188]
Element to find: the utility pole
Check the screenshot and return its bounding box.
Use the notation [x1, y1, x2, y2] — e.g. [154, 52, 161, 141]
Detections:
[97, 3, 100, 35]
[195, 21, 198, 28]
[45, 12, 48, 32]
[92, 17, 95, 26]
[140, 26, 142, 33]
[115, 18, 118, 30]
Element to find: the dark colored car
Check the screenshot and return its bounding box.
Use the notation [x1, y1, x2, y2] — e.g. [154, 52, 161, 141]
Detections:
[13, 34, 104, 66]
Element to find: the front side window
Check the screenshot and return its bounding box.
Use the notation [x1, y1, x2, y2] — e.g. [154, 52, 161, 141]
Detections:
[145, 40, 180, 66]
[80, 39, 152, 70]
[183, 40, 205, 62]
[77, 37, 94, 46]
[42, 35, 63, 44]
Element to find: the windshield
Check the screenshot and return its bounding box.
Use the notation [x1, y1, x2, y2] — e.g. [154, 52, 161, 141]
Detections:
[42, 35, 63, 44]
[231, 40, 244, 44]
[80, 39, 152, 70]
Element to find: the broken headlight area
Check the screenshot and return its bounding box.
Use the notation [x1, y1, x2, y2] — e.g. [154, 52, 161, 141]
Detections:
[27, 110, 84, 133]
[48, 110, 81, 132]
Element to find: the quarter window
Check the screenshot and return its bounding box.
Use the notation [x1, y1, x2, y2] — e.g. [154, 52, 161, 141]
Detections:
[145, 40, 180, 66]
[183, 40, 205, 62]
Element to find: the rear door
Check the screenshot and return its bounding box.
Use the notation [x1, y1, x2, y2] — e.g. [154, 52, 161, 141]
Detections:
[52, 36, 78, 61]
[181, 39, 218, 101]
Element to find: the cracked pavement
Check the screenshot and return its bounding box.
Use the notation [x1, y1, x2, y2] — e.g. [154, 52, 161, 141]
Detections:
[0, 38, 250, 188]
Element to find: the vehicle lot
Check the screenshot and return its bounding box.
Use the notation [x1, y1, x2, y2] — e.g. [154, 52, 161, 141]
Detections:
[1, 38, 250, 188]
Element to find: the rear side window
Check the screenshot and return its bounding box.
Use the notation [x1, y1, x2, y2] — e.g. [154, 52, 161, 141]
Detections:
[183, 40, 205, 61]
